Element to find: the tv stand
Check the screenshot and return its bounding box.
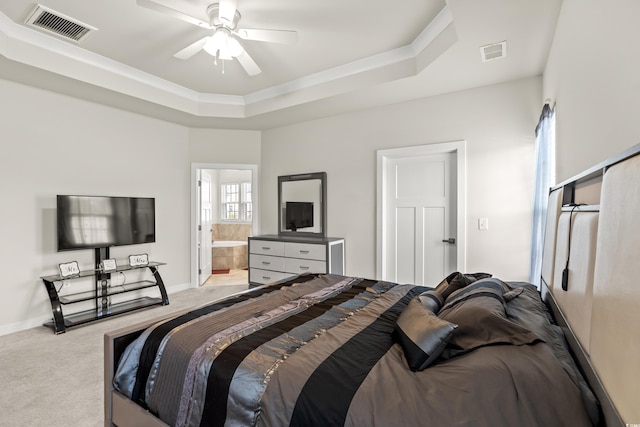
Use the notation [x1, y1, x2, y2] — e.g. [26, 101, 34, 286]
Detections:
[41, 248, 169, 334]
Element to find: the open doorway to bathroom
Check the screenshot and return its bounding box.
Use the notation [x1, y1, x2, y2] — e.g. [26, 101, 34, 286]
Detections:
[191, 163, 258, 287]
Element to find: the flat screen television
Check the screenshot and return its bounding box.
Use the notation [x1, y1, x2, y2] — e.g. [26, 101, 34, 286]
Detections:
[285, 201, 314, 232]
[57, 195, 156, 251]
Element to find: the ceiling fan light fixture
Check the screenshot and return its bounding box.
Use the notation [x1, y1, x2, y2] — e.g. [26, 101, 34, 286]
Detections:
[226, 36, 244, 57]
[203, 31, 224, 55]
[203, 29, 244, 59]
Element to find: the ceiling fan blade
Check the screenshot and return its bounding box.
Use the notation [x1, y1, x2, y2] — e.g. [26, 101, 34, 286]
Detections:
[236, 50, 262, 76]
[218, 0, 238, 26]
[136, 0, 212, 28]
[236, 28, 298, 44]
[174, 36, 209, 60]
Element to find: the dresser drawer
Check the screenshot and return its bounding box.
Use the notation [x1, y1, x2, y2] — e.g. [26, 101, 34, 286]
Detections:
[284, 242, 326, 261]
[284, 258, 327, 275]
[249, 268, 294, 285]
[249, 254, 285, 271]
[250, 240, 285, 256]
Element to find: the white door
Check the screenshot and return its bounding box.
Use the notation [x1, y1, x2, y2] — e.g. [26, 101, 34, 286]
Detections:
[191, 163, 259, 288]
[199, 172, 213, 285]
[383, 152, 457, 286]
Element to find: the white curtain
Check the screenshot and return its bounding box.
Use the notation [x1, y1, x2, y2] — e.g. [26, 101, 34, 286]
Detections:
[529, 103, 555, 285]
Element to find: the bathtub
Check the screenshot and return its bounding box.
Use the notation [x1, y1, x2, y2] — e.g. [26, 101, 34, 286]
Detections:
[212, 240, 248, 270]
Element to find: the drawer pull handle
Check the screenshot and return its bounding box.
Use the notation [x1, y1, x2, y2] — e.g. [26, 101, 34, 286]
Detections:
[299, 250, 310, 254]
[262, 276, 271, 280]
[262, 247, 271, 250]
[261, 262, 271, 265]
[300, 266, 309, 270]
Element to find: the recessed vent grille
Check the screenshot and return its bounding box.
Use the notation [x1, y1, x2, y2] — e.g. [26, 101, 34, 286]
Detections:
[480, 41, 507, 62]
[25, 4, 97, 42]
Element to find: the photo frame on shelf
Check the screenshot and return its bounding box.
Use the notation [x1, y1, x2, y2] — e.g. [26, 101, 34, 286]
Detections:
[58, 261, 80, 278]
[128, 253, 149, 267]
[101, 258, 117, 272]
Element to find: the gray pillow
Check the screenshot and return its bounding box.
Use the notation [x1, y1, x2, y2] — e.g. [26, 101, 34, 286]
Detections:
[418, 272, 492, 314]
[434, 271, 493, 300]
[394, 297, 458, 371]
[418, 290, 444, 313]
[438, 278, 541, 359]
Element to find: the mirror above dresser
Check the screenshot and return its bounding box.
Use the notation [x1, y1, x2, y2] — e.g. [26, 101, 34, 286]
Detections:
[278, 172, 326, 237]
[248, 171, 344, 287]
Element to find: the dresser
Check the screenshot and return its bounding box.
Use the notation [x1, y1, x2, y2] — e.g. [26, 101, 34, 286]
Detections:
[248, 235, 345, 287]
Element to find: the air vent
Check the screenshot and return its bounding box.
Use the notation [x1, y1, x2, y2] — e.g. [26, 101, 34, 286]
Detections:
[480, 41, 507, 62]
[25, 4, 97, 42]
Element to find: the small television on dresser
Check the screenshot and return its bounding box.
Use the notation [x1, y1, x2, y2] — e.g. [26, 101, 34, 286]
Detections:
[56, 195, 156, 251]
[285, 201, 314, 232]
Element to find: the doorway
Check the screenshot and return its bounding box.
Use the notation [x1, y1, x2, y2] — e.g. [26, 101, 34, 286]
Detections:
[191, 163, 259, 287]
[376, 141, 466, 285]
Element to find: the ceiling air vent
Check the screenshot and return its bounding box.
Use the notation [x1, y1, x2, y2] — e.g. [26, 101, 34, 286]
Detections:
[25, 4, 97, 42]
[480, 41, 507, 62]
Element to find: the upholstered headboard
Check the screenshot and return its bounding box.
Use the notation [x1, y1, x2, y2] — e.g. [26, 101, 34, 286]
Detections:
[541, 144, 640, 426]
[540, 186, 563, 289]
[553, 206, 598, 350]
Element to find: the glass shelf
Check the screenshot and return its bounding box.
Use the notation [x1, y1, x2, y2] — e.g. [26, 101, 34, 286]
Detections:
[41, 261, 166, 282]
[45, 297, 164, 329]
[58, 280, 158, 304]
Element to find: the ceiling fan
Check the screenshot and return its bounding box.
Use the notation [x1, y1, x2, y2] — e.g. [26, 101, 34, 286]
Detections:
[136, 0, 298, 76]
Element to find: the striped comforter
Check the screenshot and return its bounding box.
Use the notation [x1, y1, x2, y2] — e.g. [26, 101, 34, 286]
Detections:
[113, 274, 598, 427]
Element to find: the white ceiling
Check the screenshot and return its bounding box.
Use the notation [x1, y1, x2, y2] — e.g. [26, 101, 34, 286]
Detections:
[0, 0, 562, 130]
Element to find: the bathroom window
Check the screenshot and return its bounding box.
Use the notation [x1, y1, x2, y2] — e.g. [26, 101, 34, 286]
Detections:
[242, 182, 252, 221]
[221, 182, 252, 221]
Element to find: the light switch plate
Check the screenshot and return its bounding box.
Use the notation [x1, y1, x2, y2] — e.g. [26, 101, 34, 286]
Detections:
[478, 218, 489, 230]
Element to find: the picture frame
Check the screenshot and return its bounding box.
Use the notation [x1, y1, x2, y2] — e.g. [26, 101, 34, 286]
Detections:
[58, 261, 80, 278]
[101, 258, 117, 272]
[128, 253, 149, 267]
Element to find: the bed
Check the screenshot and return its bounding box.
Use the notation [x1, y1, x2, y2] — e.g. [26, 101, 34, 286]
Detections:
[105, 145, 640, 427]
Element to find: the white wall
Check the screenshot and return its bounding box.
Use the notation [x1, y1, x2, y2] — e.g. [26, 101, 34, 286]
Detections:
[0, 79, 260, 335]
[544, 0, 640, 181]
[261, 77, 541, 283]
[0, 51, 555, 335]
[217, 170, 253, 186]
[189, 128, 261, 165]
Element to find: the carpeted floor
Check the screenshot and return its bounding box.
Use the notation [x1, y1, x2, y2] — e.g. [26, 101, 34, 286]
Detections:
[0, 283, 248, 427]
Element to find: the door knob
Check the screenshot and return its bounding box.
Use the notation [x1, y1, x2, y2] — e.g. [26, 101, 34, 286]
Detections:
[442, 238, 456, 244]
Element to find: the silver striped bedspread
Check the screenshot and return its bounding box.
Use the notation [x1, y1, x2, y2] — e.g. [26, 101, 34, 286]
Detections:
[113, 273, 598, 427]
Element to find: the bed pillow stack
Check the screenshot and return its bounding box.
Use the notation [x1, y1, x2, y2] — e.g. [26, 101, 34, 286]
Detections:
[437, 277, 541, 359]
[394, 272, 490, 371]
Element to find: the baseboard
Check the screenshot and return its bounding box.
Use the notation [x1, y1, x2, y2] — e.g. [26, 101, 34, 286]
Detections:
[0, 315, 52, 337]
[167, 282, 192, 293]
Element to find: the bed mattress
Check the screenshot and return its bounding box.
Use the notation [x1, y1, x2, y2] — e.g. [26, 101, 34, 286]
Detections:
[113, 273, 599, 427]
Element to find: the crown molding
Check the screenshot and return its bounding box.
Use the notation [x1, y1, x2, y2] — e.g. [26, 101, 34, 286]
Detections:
[0, 6, 454, 119]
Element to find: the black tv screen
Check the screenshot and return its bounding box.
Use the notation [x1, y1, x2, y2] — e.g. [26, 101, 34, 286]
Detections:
[285, 201, 314, 231]
[57, 195, 156, 251]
